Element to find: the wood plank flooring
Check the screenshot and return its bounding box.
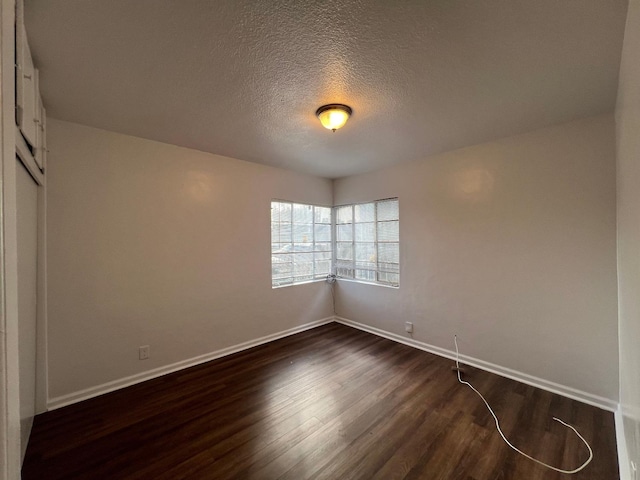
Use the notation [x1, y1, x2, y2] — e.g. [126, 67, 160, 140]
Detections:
[22, 323, 619, 479]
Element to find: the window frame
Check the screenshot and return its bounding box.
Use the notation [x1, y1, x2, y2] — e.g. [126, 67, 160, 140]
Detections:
[333, 198, 400, 288]
[270, 197, 400, 289]
[270, 200, 333, 288]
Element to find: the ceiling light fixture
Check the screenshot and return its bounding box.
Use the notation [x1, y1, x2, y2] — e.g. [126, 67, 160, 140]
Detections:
[316, 104, 352, 132]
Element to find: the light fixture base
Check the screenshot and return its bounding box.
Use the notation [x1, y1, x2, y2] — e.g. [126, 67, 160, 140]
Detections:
[316, 104, 352, 132]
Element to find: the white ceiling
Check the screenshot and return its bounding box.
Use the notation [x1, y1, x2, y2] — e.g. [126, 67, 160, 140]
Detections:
[25, 0, 628, 179]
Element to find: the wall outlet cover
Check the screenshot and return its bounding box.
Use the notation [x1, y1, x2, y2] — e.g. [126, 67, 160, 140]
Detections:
[139, 345, 150, 360]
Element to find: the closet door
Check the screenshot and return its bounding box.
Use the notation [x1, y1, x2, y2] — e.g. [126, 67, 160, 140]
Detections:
[17, 158, 38, 459]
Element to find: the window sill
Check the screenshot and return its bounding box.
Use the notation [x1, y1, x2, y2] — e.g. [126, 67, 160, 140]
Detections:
[272, 278, 329, 289]
[335, 278, 399, 289]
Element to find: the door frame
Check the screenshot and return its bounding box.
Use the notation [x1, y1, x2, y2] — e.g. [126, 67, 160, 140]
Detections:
[1, 0, 23, 478]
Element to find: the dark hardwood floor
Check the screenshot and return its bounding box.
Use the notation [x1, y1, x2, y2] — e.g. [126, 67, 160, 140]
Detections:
[22, 323, 618, 479]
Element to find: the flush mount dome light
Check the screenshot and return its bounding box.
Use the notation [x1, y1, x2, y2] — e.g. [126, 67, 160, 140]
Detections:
[316, 104, 352, 132]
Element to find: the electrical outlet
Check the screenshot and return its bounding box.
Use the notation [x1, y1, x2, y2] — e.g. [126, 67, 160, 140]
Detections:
[405, 322, 413, 333]
[139, 345, 150, 360]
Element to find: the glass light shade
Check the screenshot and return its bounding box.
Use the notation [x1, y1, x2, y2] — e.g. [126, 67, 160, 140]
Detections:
[316, 104, 352, 132]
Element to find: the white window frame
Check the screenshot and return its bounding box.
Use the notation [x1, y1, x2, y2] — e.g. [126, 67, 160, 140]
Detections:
[271, 200, 333, 288]
[333, 198, 400, 287]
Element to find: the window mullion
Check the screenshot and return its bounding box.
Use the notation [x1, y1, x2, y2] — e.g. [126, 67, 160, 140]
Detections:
[351, 205, 356, 278]
[312, 206, 316, 279]
[331, 206, 336, 276]
[374, 200, 379, 283]
[289, 202, 294, 284]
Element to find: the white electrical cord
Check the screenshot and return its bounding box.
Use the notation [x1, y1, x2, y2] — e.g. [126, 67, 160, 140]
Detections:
[326, 274, 337, 315]
[454, 335, 593, 474]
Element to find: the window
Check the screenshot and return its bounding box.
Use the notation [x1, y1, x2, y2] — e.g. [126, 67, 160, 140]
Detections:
[335, 198, 399, 287]
[271, 201, 332, 287]
[271, 198, 399, 288]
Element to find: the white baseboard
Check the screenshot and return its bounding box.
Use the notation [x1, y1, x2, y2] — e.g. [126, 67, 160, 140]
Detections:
[335, 316, 618, 412]
[616, 410, 633, 480]
[49, 315, 619, 415]
[47, 317, 335, 410]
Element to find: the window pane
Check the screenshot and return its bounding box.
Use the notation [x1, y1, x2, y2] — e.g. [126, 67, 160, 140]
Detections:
[378, 243, 399, 264]
[314, 223, 331, 242]
[378, 264, 400, 275]
[355, 223, 375, 242]
[271, 254, 293, 283]
[273, 277, 293, 287]
[378, 272, 399, 285]
[293, 224, 313, 243]
[272, 243, 292, 254]
[377, 220, 399, 242]
[292, 243, 312, 252]
[273, 224, 293, 244]
[314, 250, 332, 260]
[271, 223, 291, 245]
[377, 199, 399, 221]
[336, 242, 353, 260]
[336, 224, 353, 242]
[271, 201, 291, 223]
[314, 265, 331, 277]
[355, 242, 376, 263]
[292, 252, 313, 276]
[314, 242, 332, 252]
[336, 205, 353, 224]
[355, 203, 375, 223]
[314, 206, 331, 224]
[356, 269, 376, 281]
[314, 252, 331, 276]
[336, 259, 354, 279]
[293, 203, 313, 223]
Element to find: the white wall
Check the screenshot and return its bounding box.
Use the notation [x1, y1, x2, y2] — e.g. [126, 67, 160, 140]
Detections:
[46, 119, 334, 402]
[0, 0, 22, 476]
[334, 114, 619, 404]
[616, 0, 640, 472]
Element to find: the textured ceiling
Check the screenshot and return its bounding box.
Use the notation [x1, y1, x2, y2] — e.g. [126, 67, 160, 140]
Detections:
[25, 0, 628, 178]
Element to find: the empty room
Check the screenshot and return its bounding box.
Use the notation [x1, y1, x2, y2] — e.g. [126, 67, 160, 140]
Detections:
[1, 0, 639, 479]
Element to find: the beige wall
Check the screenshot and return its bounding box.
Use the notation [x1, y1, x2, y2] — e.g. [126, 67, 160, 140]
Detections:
[1, 0, 22, 476]
[616, 0, 640, 471]
[47, 113, 621, 410]
[46, 119, 334, 400]
[334, 115, 619, 403]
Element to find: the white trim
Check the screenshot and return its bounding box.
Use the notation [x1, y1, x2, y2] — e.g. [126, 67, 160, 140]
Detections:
[335, 278, 399, 289]
[335, 316, 618, 412]
[34, 161, 47, 414]
[47, 317, 334, 410]
[272, 278, 326, 289]
[1, 0, 21, 477]
[15, 127, 43, 186]
[616, 410, 633, 480]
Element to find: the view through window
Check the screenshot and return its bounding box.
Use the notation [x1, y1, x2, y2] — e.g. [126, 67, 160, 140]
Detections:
[271, 201, 332, 287]
[271, 198, 399, 287]
[335, 198, 400, 286]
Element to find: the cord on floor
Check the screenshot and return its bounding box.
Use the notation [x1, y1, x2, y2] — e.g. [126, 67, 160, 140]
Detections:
[454, 335, 593, 474]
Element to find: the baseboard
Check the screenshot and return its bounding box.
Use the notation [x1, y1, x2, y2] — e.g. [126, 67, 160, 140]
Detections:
[335, 316, 618, 412]
[616, 410, 633, 480]
[47, 317, 334, 410]
[48, 315, 619, 414]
